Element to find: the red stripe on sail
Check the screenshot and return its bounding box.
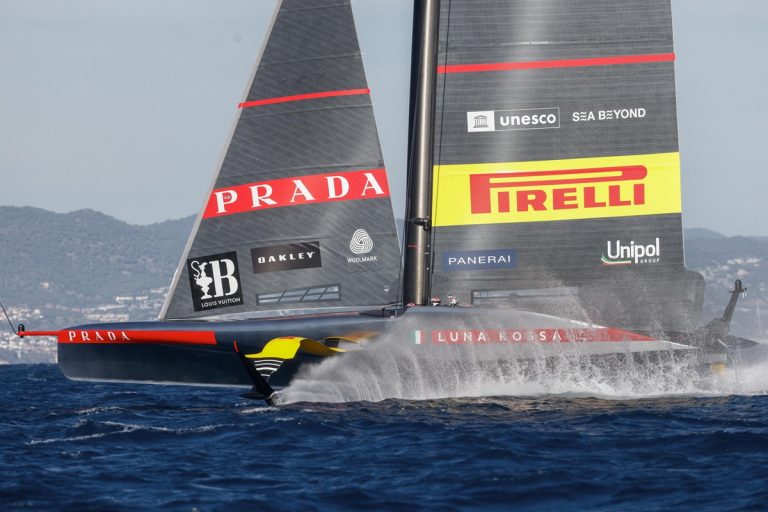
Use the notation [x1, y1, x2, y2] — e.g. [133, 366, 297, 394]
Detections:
[438, 53, 675, 74]
[238, 88, 371, 109]
[203, 168, 390, 219]
[57, 330, 218, 345]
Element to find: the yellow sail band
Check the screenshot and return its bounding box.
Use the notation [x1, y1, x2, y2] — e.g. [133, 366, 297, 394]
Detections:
[432, 152, 681, 227]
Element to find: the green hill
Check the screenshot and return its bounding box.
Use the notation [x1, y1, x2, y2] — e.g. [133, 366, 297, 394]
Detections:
[0, 207, 193, 309]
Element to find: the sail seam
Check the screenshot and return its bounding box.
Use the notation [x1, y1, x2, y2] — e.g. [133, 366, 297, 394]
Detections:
[214, 157, 385, 180]
[438, 53, 675, 74]
[238, 88, 370, 109]
[281, 3, 351, 14]
[209, 159, 385, 184]
[237, 104, 373, 119]
[258, 52, 362, 66]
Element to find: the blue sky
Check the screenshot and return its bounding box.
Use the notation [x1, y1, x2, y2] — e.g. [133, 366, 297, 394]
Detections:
[1, 0, 767, 236]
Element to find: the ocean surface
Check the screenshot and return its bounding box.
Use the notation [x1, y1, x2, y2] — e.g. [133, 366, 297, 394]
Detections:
[3, 360, 768, 511]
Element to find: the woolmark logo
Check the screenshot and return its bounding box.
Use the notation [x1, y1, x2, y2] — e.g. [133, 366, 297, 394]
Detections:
[349, 229, 373, 255]
[467, 108, 560, 132]
[347, 229, 377, 263]
[602, 238, 661, 265]
[187, 251, 243, 312]
[250, 242, 321, 274]
[442, 249, 517, 271]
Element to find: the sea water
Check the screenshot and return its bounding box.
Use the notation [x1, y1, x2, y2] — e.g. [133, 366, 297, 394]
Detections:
[3, 344, 768, 511]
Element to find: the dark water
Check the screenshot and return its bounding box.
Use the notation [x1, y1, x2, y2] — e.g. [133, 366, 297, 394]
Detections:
[3, 364, 768, 511]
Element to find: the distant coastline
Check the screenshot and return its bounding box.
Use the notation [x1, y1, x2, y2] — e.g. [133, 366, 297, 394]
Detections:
[1, 206, 767, 363]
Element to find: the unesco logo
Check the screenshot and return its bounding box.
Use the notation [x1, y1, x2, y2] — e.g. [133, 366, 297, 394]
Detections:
[467, 108, 560, 132]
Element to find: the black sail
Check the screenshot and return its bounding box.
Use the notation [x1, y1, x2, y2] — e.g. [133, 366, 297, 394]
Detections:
[429, 0, 703, 331]
[161, 0, 401, 320]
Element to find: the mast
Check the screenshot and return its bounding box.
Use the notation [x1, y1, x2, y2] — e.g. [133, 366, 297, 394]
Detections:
[402, 0, 440, 305]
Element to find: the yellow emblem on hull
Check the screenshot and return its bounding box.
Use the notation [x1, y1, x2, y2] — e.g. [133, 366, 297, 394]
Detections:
[245, 336, 344, 361]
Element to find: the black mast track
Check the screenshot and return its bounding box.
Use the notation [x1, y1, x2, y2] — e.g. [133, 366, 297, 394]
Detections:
[403, 0, 440, 305]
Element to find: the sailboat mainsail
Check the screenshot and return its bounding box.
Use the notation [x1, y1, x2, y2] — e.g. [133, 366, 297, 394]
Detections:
[161, 0, 402, 320]
[426, 0, 704, 331]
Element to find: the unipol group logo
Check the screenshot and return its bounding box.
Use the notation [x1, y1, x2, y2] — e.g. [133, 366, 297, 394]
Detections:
[602, 238, 661, 266]
[467, 108, 560, 132]
[187, 251, 243, 312]
[349, 229, 373, 255]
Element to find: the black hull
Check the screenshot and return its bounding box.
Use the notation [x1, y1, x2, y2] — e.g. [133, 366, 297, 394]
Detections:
[58, 311, 394, 388]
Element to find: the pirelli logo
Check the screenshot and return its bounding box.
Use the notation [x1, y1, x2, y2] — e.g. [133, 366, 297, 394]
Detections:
[432, 153, 681, 226]
[469, 166, 646, 214]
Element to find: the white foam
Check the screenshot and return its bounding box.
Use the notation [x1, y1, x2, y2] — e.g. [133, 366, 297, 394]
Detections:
[239, 406, 279, 415]
[280, 315, 768, 404]
[28, 432, 112, 445]
[75, 406, 123, 416]
[100, 421, 221, 434]
[27, 421, 223, 445]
